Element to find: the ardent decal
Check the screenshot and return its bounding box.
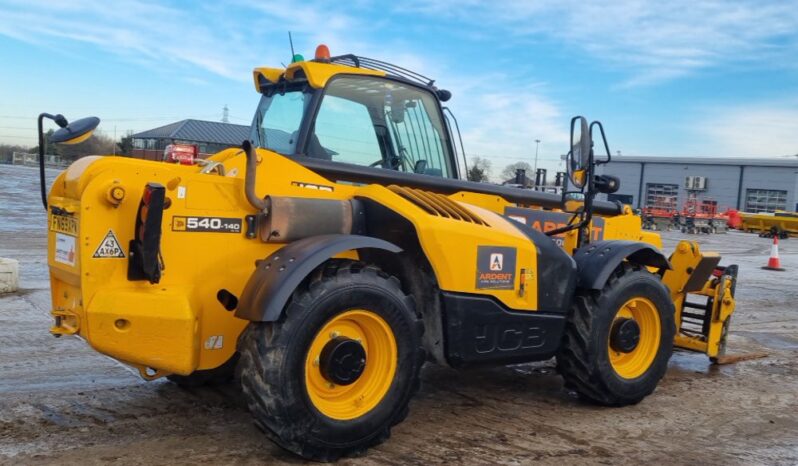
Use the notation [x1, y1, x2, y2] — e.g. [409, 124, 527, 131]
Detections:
[504, 207, 605, 245]
[475, 246, 517, 290]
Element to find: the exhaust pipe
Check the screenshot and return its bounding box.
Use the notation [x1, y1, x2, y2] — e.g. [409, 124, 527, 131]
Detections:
[242, 140, 268, 212]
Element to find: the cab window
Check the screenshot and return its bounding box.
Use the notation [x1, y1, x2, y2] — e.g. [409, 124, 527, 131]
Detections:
[309, 76, 454, 178]
[251, 87, 312, 155]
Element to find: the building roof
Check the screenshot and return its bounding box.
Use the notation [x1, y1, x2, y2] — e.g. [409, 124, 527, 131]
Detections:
[131, 119, 250, 146]
[608, 155, 798, 168]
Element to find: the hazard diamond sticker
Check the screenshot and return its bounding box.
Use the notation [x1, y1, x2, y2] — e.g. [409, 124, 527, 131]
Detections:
[93, 230, 125, 258]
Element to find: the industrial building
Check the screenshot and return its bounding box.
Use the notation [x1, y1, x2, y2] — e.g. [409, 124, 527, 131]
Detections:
[597, 156, 798, 213]
[130, 119, 249, 160]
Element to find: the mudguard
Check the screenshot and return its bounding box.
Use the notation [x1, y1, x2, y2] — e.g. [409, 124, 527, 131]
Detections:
[573, 240, 671, 290]
[236, 234, 402, 322]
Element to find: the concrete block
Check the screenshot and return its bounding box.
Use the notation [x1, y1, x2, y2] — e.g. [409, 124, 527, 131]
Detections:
[0, 258, 20, 293]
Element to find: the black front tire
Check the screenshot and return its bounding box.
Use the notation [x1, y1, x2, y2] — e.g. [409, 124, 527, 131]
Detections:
[556, 264, 675, 406]
[237, 261, 425, 461]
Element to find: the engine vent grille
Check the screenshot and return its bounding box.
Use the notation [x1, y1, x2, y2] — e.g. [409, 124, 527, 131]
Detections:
[388, 186, 488, 226]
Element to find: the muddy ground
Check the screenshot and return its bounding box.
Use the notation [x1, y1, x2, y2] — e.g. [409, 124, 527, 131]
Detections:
[1, 165, 796, 465]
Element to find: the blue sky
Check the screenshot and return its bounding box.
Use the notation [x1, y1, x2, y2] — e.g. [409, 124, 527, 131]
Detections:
[1, 0, 797, 176]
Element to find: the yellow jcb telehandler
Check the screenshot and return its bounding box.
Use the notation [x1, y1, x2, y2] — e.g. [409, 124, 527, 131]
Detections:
[42, 45, 737, 461]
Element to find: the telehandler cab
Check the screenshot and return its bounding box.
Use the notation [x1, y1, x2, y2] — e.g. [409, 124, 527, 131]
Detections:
[44, 45, 737, 461]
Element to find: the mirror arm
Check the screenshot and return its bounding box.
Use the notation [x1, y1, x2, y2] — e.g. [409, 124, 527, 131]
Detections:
[38, 113, 51, 210]
[589, 121, 612, 165]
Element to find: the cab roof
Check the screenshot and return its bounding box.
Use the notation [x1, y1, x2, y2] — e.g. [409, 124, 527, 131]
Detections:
[252, 60, 384, 92]
[252, 53, 441, 94]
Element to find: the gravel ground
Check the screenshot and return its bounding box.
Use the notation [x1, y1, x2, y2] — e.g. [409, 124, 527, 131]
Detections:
[1, 164, 796, 465]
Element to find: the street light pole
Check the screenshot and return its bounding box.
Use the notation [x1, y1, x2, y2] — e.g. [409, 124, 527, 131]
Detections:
[533, 139, 541, 187]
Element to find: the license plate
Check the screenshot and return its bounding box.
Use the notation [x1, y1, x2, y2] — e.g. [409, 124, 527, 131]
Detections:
[50, 214, 78, 236]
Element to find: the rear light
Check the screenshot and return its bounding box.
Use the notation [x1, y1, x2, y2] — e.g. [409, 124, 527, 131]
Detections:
[163, 144, 198, 165]
[128, 183, 165, 284]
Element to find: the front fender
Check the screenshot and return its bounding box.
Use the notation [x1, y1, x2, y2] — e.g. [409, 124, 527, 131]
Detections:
[574, 240, 671, 290]
[235, 234, 402, 322]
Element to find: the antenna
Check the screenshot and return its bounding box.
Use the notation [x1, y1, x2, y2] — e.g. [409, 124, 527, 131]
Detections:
[288, 31, 295, 60]
[222, 104, 229, 123]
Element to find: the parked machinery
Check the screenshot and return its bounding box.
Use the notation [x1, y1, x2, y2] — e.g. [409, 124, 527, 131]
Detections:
[43, 46, 738, 461]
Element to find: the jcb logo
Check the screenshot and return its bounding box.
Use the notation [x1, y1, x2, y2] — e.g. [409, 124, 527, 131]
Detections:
[475, 324, 546, 354]
[489, 253, 503, 271]
[172, 217, 186, 231]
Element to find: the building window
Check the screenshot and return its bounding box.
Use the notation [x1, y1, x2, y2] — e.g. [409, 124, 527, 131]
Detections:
[645, 183, 679, 210]
[608, 193, 633, 205]
[745, 189, 787, 213]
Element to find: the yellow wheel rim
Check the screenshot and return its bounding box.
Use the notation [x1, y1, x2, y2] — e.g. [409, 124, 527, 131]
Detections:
[304, 309, 397, 420]
[608, 297, 661, 379]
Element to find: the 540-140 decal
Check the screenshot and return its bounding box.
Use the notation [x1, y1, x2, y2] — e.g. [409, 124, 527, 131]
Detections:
[172, 216, 242, 233]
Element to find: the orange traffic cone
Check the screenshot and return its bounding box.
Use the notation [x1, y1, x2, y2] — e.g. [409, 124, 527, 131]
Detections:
[762, 236, 785, 271]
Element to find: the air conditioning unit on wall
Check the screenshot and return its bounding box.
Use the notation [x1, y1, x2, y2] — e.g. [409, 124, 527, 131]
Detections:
[685, 176, 707, 190]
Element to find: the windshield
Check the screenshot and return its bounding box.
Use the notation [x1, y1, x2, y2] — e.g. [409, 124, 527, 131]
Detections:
[250, 89, 312, 155]
[311, 76, 454, 177]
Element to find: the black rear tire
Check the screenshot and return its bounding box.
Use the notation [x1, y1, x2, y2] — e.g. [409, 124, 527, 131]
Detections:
[237, 261, 425, 461]
[556, 264, 675, 406]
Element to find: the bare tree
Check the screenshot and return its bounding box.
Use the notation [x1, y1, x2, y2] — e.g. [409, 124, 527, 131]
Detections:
[501, 161, 533, 181]
[0, 143, 32, 162]
[467, 156, 492, 182]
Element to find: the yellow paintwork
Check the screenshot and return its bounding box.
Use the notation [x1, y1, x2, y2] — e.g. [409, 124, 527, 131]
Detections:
[60, 129, 95, 145]
[662, 240, 735, 357]
[304, 310, 397, 420]
[253, 61, 385, 91]
[46, 133, 731, 376]
[47, 150, 363, 376]
[738, 210, 798, 237]
[608, 297, 661, 379]
[46, 148, 544, 376]
[357, 185, 539, 310]
[88, 287, 199, 374]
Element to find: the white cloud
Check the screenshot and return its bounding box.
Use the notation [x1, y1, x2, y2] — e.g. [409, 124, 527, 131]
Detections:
[0, 0, 573, 167]
[400, 0, 798, 87]
[451, 86, 568, 177]
[0, 0, 369, 82]
[692, 102, 798, 157]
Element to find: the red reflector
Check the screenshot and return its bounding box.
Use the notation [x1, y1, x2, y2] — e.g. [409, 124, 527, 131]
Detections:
[142, 187, 152, 206]
[163, 144, 198, 165]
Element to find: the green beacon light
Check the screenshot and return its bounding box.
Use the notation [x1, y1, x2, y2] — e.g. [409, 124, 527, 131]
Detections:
[292, 54, 305, 63]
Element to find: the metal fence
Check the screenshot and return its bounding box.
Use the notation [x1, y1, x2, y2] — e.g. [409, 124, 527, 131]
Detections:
[0, 152, 70, 168]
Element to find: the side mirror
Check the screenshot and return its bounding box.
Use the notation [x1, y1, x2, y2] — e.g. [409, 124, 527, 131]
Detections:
[389, 98, 405, 123]
[568, 116, 591, 189]
[50, 116, 100, 145]
[38, 113, 101, 209]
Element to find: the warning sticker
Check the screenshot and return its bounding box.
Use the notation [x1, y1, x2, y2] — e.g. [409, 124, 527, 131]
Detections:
[93, 230, 125, 258]
[204, 335, 224, 350]
[475, 246, 517, 290]
[54, 233, 76, 266]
